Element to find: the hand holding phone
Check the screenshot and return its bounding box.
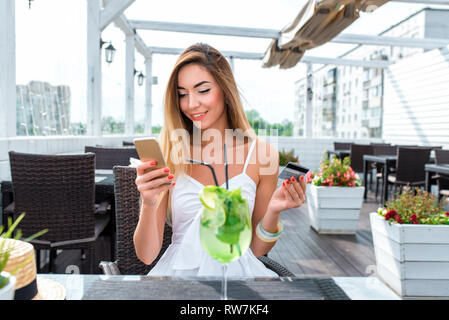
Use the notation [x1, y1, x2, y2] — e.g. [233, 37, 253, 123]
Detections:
[134, 137, 173, 190]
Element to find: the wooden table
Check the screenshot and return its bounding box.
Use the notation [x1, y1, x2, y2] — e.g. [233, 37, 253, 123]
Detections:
[425, 164, 449, 192]
[363, 155, 397, 204]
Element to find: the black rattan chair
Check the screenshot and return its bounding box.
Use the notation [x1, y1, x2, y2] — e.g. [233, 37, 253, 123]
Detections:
[386, 147, 432, 200]
[84, 146, 138, 170]
[333, 142, 352, 151]
[122, 140, 134, 147]
[99, 166, 294, 277]
[435, 149, 449, 201]
[373, 145, 397, 200]
[349, 144, 373, 174]
[8, 151, 110, 274]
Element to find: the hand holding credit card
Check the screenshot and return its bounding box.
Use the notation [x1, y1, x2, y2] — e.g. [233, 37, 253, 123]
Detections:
[278, 162, 310, 181]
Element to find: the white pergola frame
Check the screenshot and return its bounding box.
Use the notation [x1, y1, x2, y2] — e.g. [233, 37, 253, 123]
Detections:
[2, 0, 449, 138]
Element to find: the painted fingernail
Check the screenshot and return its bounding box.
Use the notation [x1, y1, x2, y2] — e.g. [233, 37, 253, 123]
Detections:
[150, 161, 157, 166]
[168, 174, 174, 180]
[291, 176, 296, 182]
[286, 180, 290, 184]
[282, 181, 285, 186]
[164, 167, 170, 173]
[171, 182, 176, 187]
[300, 176, 304, 181]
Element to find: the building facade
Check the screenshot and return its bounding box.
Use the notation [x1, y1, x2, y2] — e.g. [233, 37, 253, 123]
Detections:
[16, 81, 71, 136]
[293, 8, 449, 138]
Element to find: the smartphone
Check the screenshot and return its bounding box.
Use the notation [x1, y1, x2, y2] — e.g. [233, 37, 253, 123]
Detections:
[134, 137, 172, 185]
[279, 162, 310, 181]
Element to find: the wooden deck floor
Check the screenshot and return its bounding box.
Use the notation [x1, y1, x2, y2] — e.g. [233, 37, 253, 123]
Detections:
[45, 190, 382, 277]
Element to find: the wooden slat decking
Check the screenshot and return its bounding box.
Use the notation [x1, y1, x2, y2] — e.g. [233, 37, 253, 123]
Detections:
[46, 193, 382, 276]
[269, 199, 379, 277]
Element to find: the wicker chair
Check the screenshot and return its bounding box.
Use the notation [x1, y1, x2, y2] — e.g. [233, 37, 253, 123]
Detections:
[8, 151, 110, 274]
[99, 166, 295, 277]
[333, 142, 352, 151]
[84, 146, 138, 170]
[435, 149, 449, 201]
[386, 147, 432, 200]
[373, 145, 397, 201]
[122, 140, 134, 147]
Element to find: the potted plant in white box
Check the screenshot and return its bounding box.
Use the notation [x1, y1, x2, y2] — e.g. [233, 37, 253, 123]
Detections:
[370, 187, 449, 298]
[305, 154, 364, 234]
[0, 213, 47, 300]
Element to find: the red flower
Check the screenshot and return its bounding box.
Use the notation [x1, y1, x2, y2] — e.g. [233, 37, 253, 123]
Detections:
[384, 209, 397, 221]
[394, 215, 403, 224]
[411, 214, 419, 224]
[445, 212, 449, 217]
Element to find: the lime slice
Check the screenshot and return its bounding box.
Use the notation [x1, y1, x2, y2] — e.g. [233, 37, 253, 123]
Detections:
[199, 186, 220, 210]
[201, 206, 226, 229]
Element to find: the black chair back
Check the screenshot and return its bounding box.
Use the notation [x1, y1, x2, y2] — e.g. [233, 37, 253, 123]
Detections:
[333, 142, 352, 151]
[350, 144, 373, 173]
[113, 166, 172, 275]
[373, 145, 397, 156]
[395, 147, 432, 183]
[85, 146, 138, 169]
[8, 151, 96, 244]
[435, 149, 449, 165]
[122, 141, 134, 147]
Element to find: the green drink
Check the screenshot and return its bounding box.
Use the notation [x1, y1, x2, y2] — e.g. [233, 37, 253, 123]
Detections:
[199, 186, 252, 264]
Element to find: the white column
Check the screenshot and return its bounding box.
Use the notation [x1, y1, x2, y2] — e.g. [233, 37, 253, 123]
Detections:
[0, 0, 16, 137]
[144, 55, 153, 135]
[87, 0, 102, 136]
[125, 33, 135, 135]
[304, 63, 313, 138]
[229, 56, 235, 72]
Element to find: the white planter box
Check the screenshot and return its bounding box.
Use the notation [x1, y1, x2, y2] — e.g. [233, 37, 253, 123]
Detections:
[0, 272, 16, 300]
[370, 212, 449, 297]
[306, 184, 365, 234]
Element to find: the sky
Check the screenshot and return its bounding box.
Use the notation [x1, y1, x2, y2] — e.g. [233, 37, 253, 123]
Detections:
[14, 0, 442, 127]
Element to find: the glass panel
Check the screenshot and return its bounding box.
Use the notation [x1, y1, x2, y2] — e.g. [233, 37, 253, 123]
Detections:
[15, 0, 87, 136]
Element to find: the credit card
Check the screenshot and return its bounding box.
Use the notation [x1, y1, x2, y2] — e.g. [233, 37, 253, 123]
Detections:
[279, 162, 310, 180]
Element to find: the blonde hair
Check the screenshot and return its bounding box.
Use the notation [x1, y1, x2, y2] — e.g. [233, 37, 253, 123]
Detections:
[158, 43, 256, 223]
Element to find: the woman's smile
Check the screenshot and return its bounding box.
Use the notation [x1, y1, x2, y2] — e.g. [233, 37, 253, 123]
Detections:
[191, 111, 208, 121]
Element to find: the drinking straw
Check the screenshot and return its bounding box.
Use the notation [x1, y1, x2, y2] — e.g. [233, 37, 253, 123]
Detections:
[224, 143, 229, 190]
[186, 158, 219, 187]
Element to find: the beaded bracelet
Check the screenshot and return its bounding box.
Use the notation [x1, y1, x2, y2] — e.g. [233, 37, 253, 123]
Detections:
[255, 220, 284, 243]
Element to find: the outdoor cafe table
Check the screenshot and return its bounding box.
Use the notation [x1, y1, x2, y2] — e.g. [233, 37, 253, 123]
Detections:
[363, 154, 397, 204]
[425, 163, 449, 192]
[40, 274, 400, 300]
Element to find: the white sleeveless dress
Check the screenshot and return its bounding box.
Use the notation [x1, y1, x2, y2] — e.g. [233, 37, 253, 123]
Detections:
[148, 139, 278, 278]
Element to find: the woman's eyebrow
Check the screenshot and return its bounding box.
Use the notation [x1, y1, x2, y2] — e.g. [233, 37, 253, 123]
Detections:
[177, 81, 211, 90]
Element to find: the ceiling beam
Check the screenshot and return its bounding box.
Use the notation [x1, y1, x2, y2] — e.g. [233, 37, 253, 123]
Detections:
[390, 0, 449, 4]
[100, 0, 135, 31]
[129, 20, 280, 39]
[113, 15, 152, 59]
[130, 20, 449, 49]
[148, 46, 264, 60]
[333, 33, 449, 49]
[148, 46, 392, 68]
[301, 56, 391, 68]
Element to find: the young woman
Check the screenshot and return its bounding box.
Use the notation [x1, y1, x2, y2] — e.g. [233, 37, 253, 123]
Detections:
[133, 43, 306, 277]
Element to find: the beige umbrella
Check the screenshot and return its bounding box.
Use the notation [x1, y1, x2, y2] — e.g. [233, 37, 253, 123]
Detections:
[263, 0, 389, 69]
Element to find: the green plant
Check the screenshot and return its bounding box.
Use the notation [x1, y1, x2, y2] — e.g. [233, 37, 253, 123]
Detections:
[305, 153, 362, 187]
[0, 213, 48, 289]
[279, 149, 299, 166]
[377, 186, 449, 225]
